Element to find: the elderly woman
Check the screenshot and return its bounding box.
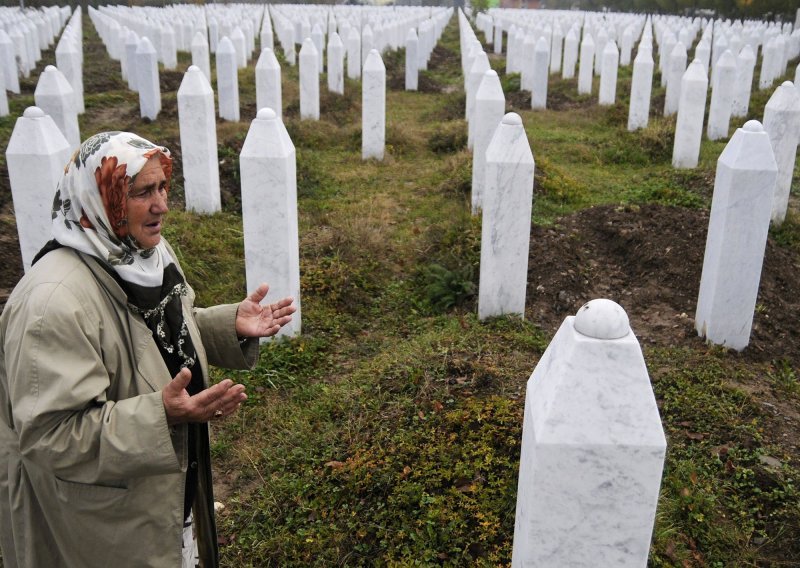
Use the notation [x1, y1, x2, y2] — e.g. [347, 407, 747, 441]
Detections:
[0, 132, 295, 567]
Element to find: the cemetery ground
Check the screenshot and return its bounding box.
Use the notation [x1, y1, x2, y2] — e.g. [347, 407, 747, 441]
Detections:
[1, 14, 800, 568]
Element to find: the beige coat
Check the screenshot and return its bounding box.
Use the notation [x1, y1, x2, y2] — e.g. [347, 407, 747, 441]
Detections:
[0, 244, 258, 567]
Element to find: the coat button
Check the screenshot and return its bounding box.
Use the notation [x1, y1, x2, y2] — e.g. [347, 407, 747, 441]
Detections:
[190, 461, 198, 469]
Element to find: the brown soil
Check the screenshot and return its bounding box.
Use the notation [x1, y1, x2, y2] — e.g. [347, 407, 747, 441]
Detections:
[526, 204, 800, 364]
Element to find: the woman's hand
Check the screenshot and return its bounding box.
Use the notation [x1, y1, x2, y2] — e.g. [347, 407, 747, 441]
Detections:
[235, 283, 296, 338]
[162, 368, 246, 425]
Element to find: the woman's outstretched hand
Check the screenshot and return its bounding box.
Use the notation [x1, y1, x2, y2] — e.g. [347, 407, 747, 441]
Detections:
[235, 283, 296, 338]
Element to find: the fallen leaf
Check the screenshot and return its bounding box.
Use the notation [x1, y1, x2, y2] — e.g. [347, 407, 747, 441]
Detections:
[432, 401, 443, 412]
[325, 460, 345, 469]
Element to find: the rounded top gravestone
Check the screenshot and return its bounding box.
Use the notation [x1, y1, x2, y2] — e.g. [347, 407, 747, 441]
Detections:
[573, 298, 630, 339]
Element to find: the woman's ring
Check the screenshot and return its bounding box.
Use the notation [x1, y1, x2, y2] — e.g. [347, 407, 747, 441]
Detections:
[213, 410, 223, 418]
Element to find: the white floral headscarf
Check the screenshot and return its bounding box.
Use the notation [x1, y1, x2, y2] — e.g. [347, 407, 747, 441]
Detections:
[51, 131, 175, 288]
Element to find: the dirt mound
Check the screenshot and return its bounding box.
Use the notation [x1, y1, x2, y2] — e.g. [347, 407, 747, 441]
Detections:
[526, 204, 800, 363]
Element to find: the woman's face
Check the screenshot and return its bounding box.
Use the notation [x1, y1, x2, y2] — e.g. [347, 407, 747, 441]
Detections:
[126, 155, 169, 249]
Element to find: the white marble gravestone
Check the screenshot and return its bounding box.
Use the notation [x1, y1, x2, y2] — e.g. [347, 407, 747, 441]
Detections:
[512, 299, 666, 567]
[240, 108, 301, 340]
[406, 28, 418, 91]
[664, 41, 687, 116]
[732, 45, 756, 119]
[628, 47, 653, 131]
[6, 107, 72, 272]
[55, 32, 83, 114]
[598, 40, 619, 106]
[362, 49, 386, 161]
[577, 33, 595, 95]
[673, 59, 708, 169]
[562, 27, 578, 79]
[531, 37, 549, 110]
[177, 66, 220, 214]
[478, 113, 534, 320]
[299, 38, 320, 120]
[256, 47, 282, 119]
[124, 30, 139, 92]
[695, 121, 778, 351]
[762, 81, 800, 225]
[216, 37, 240, 122]
[707, 50, 737, 141]
[327, 31, 344, 95]
[346, 26, 361, 79]
[0, 30, 20, 94]
[471, 69, 505, 216]
[191, 31, 211, 83]
[33, 65, 80, 152]
[136, 37, 161, 120]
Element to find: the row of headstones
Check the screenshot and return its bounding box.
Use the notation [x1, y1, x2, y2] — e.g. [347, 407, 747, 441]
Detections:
[463, 10, 800, 227]
[7, 95, 670, 568]
[0, 6, 71, 117]
[470, 9, 799, 130]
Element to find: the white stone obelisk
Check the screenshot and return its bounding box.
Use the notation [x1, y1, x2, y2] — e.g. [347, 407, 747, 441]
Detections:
[136, 37, 161, 120]
[55, 35, 83, 114]
[531, 37, 550, 110]
[327, 31, 344, 95]
[673, 60, 708, 169]
[299, 38, 320, 121]
[577, 33, 595, 95]
[256, 47, 282, 119]
[628, 47, 653, 131]
[696, 121, 778, 351]
[191, 31, 211, 83]
[478, 112, 534, 320]
[216, 37, 239, 122]
[732, 45, 756, 118]
[512, 298, 666, 567]
[125, 30, 139, 92]
[362, 49, 385, 161]
[346, 26, 360, 79]
[598, 40, 619, 106]
[707, 50, 737, 141]
[664, 41, 687, 116]
[550, 24, 563, 74]
[6, 107, 72, 272]
[33, 65, 80, 151]
[0, 30, 20, 94]
[178, 66, 220, 215]
[405, 28, 418, 91]
[762, 81, 800, 225]
[562, 27, 578, 79]
[240, 108, 301, 340]
[471, 70, 506, 216]
[468, 50, 490, 145]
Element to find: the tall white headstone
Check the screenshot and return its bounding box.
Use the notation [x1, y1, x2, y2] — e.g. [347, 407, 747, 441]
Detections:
[191, 31, 211, 83]
[762, 82, 800, 225]
[362, 49, 385, 161]
[531, 37, 550, 110]
[33, 65, 80, 151]
[55, 34, 83, 114]
[478, 112, 534, 320]
[136, 37, 161, 120]
[695, 121, 778, 351]
[178, 66, 221, 214]
[673, 60, 708, 169]
[0, 30, 20, 94]
[628, 47, 654, 131]
[598, 40, 619, 106]
[299, 38, 320, 121]
[346, 26, 361, 79]
[6, 107, 72, 272]
[240, 108, 301, 339]
[562, 27, 578, 79]
[577, 33, 595, 95]
[512, 299, 666, 567]
[471, 70, 505, 216]
[256, 47, 282, 119]
[405, 28, 418, 91]
[216, 36, 240, 122]
[327, 31, 344, 95]
[664, 41, 687, 116]
[707, 50, 737, 141]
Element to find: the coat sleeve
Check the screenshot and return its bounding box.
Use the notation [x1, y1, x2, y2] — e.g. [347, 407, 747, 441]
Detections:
[8, 282, 183, 485]
[193, 303, 259, 370]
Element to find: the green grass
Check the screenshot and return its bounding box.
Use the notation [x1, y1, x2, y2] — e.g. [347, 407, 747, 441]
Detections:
[1, 13, 799, 568]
